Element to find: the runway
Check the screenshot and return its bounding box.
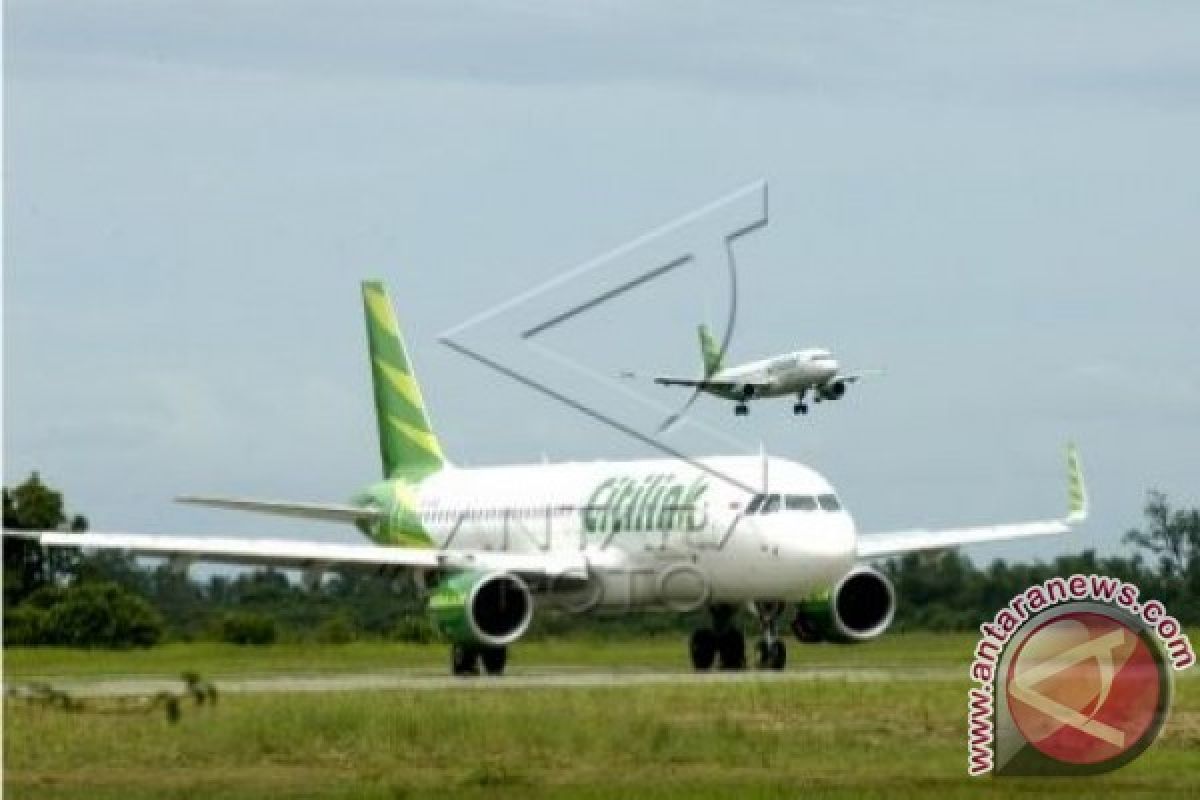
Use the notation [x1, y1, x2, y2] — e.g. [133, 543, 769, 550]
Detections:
[5, 665, 965, 698]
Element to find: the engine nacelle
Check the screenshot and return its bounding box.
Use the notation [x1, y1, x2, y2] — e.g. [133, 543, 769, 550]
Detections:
[428, 570, 534, 647]
[792, 566, 895, 643]
[819, 380, 847, 401]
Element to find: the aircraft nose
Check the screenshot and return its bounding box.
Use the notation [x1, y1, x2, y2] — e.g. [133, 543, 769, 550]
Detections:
[768, 515, 856, 583]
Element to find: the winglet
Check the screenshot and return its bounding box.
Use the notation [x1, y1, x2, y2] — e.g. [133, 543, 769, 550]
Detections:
[1065, 442, 1088, 525]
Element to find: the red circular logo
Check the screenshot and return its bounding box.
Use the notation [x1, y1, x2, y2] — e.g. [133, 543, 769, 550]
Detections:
[1005, 611, 1162, 766]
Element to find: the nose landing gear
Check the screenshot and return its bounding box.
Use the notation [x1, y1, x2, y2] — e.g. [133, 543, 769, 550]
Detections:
[688, 603, 789, 670]
[753, 601, 788, 670]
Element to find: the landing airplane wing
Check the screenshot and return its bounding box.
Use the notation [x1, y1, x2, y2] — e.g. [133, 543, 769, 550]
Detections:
[856, 444, 1087, 559]
[838, 368, 885, 384]
[3, 530, 589, 581]
[655, 377, 776, 395]
[654, 377, 739, 390]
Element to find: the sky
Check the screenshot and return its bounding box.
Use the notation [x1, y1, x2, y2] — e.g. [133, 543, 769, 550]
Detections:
[4, 1, 1199, 564]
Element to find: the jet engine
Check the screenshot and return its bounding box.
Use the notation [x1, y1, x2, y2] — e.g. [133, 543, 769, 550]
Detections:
[819, 380, 847, 401]
[792, 566, 895, 643]
[427, 570, 534, 647]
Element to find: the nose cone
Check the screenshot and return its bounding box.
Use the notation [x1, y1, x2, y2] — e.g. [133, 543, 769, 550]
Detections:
[764, 512, 857, 587]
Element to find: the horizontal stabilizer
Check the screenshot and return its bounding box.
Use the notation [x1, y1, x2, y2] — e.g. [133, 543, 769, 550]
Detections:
[176, 496, 384, 525]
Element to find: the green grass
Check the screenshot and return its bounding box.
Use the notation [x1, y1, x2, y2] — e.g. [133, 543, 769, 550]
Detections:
[5, 678, 1198, 799]
[4, 635, 1198, 799]
[3, 632, 977, 679]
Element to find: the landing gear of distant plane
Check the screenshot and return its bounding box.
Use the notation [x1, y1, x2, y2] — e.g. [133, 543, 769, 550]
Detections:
[690, 604, 746, 670]
[752, 601, 788, 671]
[452, 644, 508, 676]
[735, 386, 755, 417]
[793, 390, 809, 416]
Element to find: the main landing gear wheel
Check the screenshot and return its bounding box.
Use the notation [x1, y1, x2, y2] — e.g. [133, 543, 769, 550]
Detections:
[689, 605, 747, 670]
[480, 646, 508, 676]
[690, 629, 717, 670]
[735, 403, 749, 416]
[793, 390, 809, 416]
[452, 644, 508, 676]
[451, 643, 479, 676]
[716, 629, 746, 670]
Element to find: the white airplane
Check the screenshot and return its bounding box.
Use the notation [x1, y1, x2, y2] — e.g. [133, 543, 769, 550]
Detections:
[6, 281, 1089, 675]
[655, 325, 874, 416]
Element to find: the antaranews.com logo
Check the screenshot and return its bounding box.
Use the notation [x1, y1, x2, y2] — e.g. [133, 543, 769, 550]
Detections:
[967, 574, 1194, 776]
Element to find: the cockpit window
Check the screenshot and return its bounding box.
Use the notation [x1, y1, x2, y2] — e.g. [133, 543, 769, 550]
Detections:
[817, 493, 841, 511]
[745, 494, 765, 514]
[761, 494, 782, 514]
[786, 494, 817, 511]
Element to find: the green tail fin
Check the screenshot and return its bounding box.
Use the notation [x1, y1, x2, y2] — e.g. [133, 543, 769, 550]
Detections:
[1066, 442, 1088, 524]
[362, 280, 447, 480]
[698, 324, 723, 377]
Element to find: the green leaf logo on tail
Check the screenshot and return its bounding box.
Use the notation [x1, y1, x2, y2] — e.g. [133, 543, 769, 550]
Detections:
[362, 280, 447, 481]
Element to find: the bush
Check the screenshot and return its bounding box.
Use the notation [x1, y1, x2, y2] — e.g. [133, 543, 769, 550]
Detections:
[219, 611, 277, 645]
[315, 614, 356, 644]
[4, 582, 163, 647]
[3, 605, 49, 646]
[392, 615, 435, 644]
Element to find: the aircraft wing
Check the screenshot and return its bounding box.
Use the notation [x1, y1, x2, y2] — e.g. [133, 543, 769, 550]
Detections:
[839, 368, 884, 384]
[856, 443, 1088, 560]
[176, 495, 383, 524]
[4, 530, 589, 581]
[856, 519, 1071, 559]
[654, 377, 736, 389]
[653, 377, 767, 392]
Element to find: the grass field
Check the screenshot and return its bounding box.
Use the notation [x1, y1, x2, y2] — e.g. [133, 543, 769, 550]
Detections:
[5, 634, 1199, 799]
[3, 632, 977, 679]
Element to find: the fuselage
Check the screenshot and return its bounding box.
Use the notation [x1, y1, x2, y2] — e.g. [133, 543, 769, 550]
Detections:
[712, 349, 840, 399]
[357, 455, 857, 609]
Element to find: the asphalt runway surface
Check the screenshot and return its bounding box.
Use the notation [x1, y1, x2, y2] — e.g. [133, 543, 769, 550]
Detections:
[6, 666, 967, 698]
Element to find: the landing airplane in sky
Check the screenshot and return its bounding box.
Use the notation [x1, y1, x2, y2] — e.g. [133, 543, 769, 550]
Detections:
[7, 281, 1089, 675]
[655, 325, 875, 416]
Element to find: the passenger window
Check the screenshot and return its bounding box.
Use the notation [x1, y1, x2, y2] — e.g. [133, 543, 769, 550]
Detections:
[817, 494, 841, 511]
[786, 495, 817, 511]
[745, 494, 765, 514]
[762, 494, 782, 514]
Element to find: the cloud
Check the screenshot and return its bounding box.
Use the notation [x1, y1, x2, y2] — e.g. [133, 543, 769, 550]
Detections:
[6, 1, 1199, 107]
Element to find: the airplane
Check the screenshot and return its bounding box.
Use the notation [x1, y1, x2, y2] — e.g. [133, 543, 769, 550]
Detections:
[654, 324, 875, 416]
[5, 280, 1089, 675]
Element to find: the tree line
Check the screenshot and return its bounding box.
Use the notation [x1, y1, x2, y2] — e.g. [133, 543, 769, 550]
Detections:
[4, 473, 1197, 647]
